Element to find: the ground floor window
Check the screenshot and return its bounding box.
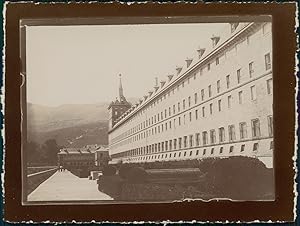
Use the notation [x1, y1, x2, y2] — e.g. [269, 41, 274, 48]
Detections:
[219, 127, 225, 142]
[202, 131, 208, 145]
[189, 135, 193, 147]
[196, 133, 200, 146]
[240, 144, 245, 152]
[184, 136, 188, 148]
[174, 139, 177, 150]
[228, 125, 236, 141]
[210, 129, 216, 144]
[253, 142, 259, 151]
[268, 115, 273, 137]
[179, 138, 182, 149]
[252, 119, 261, 138]
[270, 141, 274, 150]
[240, 122, 247, 139]
[219, 147, 223, 153]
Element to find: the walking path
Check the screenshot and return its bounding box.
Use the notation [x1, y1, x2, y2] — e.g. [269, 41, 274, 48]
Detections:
[28, 170, 113, 201]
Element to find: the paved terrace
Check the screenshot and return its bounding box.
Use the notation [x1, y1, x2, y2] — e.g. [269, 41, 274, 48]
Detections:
[28, 170, 113, 201]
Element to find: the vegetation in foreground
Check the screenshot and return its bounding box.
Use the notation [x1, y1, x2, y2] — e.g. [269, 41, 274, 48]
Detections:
[98, 156, 274, 201]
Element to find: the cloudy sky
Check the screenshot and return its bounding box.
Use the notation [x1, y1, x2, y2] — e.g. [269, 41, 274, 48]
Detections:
[26, 22, 228, 107]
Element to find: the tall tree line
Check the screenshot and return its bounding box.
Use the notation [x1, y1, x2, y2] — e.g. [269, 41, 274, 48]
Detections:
[26, 139, 62, 166]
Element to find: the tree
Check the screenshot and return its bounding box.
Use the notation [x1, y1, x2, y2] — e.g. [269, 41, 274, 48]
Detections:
[27, 141, 39, 165]
[42, 139, 60, 165]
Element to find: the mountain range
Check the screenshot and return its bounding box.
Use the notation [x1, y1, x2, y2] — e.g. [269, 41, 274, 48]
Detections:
[27, 98, 138, 147]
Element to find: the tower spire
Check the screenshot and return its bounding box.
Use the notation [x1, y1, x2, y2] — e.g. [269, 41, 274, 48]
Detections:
[119, 73, 126, 102]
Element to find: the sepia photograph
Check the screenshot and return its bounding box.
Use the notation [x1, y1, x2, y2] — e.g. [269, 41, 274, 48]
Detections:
[21, 16, 274, 204]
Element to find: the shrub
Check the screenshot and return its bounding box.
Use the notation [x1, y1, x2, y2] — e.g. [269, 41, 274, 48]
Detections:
[102, 165, 117, 176]
[203, 156, 274, 200]
[118, 164, 133, 179]
[98, 174, 123, 199]
[198, 158, 217, 173]
[126, 167, 148, 183]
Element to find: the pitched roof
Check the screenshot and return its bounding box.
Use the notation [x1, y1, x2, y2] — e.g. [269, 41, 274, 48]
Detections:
[58, 144, 107, 155]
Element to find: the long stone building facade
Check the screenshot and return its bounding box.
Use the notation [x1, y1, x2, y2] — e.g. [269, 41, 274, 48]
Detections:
[108, 22, 273, 168]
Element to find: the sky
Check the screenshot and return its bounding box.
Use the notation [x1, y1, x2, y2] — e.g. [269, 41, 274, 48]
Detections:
[26, 23, 228, 107]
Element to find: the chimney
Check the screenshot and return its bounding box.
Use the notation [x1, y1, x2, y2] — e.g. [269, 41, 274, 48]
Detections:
[160, 80, 166, 88]
[167, 74, 174, 81]
[176, 66, 183, 75]
[185, 58, 193, 68]
[197, 48, 206, 59]
[211, 35, 220, 47]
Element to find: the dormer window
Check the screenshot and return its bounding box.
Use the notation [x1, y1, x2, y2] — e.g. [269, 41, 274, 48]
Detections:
[167, 74, 174, 81]
[176, 66, 183, 75]
[211, 35, 220, 48]
[230, 23, 239, 33]
[185, 58, 193, 68]
[197, 48, 206, 59]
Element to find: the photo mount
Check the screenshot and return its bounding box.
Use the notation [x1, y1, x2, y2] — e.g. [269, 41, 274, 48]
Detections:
[4, 2, 297, 223]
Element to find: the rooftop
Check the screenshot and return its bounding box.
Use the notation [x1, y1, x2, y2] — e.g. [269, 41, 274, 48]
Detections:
[58, 144, 107, 155]
[112, 22, 253, 129]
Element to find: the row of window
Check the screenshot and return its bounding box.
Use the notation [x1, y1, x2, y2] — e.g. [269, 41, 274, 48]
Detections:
[113, 140, 274, 161]
[111, 80, 272, 147]
[209, 52, 270, 81]
[113, 72, 272, 144]
[112, 116, 273, 156]
[111, 26, 271, 143]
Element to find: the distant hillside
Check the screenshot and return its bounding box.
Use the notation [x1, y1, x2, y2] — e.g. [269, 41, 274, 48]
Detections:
[28, 121, 109, 147]
[27, 102, 109, 133]
[27, 98, 139, 147]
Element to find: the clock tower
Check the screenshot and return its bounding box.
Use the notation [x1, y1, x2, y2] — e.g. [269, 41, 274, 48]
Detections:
[108, 74, 131, 130]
